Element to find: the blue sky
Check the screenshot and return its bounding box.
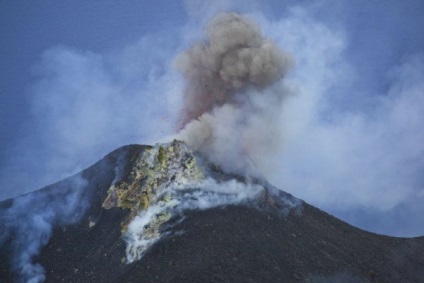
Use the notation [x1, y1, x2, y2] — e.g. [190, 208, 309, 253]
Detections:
[1, 0, 423, 237]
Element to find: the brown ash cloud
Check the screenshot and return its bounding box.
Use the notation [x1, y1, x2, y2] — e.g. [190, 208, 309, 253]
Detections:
[175, 12, 293, 126]
[176, 12, 293, 176]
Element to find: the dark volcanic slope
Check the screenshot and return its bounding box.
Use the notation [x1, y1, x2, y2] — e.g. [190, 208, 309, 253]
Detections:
[1, 144, 424, 283]
[0, 144, 147, 283]
[38, 204, 424, 283]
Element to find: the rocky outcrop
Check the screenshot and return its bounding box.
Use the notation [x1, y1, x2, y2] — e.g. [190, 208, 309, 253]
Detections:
[102, 140, 204, 230]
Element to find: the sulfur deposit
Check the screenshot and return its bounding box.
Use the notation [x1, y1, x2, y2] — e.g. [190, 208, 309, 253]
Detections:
[102, 140, 204, 229]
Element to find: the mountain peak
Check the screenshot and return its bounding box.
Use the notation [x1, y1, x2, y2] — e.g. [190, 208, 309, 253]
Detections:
[1, 142, 423, 283]
[101, 139, 301, 262]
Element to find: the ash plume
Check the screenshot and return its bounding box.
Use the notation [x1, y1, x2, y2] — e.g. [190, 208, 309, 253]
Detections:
[177, 12, 293, 176]
[176, 12, 292, 125]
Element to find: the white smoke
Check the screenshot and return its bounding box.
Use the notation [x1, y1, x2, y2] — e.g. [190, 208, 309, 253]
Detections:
[0, 37, 183, 201]
[259, 4, 424, 236]
[176, 2, 424, 236]
[0, 176, 89, 283]
[119, 139, 302, 262]
[125, 178, 263, 262]
[179, 89, 290, 176]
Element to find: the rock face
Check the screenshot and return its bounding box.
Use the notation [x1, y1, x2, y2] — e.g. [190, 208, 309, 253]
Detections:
[101, 140, 205, 259]
[102, 140, 204, 213]
[1, 142, 424, 283]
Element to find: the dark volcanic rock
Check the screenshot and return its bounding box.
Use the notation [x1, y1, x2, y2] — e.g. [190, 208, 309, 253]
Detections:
[1, 144, 424, 283]
[38, 205, 424, 283]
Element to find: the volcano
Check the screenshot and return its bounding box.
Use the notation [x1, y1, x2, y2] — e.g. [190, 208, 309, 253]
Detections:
[1, 141, 423, 283]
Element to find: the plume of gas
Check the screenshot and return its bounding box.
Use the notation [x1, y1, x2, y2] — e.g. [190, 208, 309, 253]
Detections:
[125, 178, 263, 262]
[0, 176, 89, 283]
[176, 12, 293, 177]
[175, 12, 292, 125]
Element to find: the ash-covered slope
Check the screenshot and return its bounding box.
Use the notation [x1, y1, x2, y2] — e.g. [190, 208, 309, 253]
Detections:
[1, 141, 424, 283]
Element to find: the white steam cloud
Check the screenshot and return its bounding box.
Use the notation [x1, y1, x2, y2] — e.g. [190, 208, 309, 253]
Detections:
[0, 176, 89, 283]
[0, 38, 182, 201]
[126, 178, 263, 261]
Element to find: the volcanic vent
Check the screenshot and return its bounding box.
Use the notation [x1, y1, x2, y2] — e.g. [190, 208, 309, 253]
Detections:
[102, 139, 302, 263]
[177, 12, 293, 176]
[1, 141, 423, 283]
[1, 12, 424, 283]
